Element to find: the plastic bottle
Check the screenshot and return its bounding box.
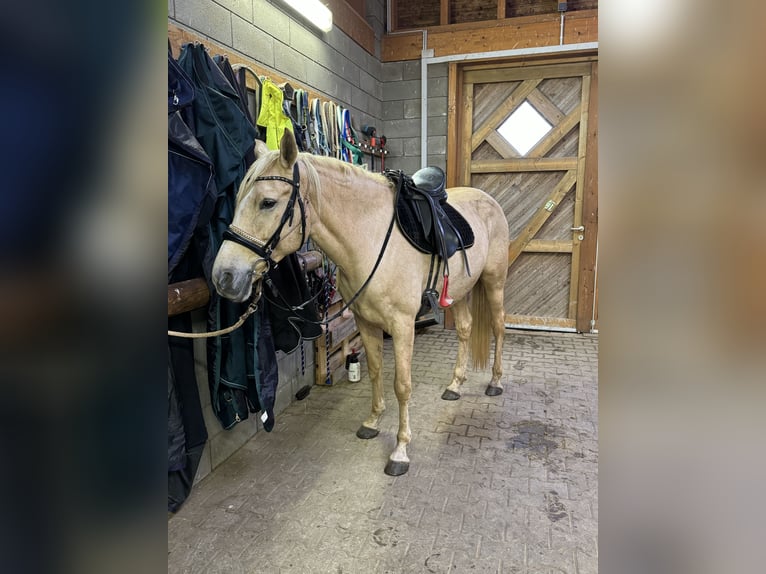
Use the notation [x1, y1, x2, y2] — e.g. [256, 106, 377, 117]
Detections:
[347, 348, 360, 382]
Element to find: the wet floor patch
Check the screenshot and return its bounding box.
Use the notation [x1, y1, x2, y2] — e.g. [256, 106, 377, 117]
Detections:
[507, 420, 560, 455]
[544, 490, 568, 522]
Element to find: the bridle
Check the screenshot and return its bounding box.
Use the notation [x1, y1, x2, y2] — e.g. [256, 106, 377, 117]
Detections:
[221, 158, 396, 325]
[222, 162, 306, 269]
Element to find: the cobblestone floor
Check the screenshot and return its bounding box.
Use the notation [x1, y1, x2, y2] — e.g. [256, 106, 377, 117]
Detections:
[168, 328, 598, 573]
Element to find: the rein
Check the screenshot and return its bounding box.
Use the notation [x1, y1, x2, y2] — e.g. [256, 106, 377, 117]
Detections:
[265, 212, 396, 325]
[168, 157, 395, 337]
[167, 282, 262, 339]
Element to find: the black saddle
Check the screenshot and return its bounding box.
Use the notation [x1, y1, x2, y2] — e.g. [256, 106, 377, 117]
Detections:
[388, 167, 474, 262]
[386, 167, 475, 321]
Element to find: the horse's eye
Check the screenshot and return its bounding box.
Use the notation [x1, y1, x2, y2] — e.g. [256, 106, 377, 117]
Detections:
[260, 198, 277, 210]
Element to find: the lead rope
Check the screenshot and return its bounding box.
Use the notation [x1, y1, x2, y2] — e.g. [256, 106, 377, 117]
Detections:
[167, 283, 262, 339]
[322, 257, 332, 384]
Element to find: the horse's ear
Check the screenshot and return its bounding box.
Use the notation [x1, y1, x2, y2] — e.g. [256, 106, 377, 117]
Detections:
[254, 138, 269, 160]
[279, 128, 298, 169]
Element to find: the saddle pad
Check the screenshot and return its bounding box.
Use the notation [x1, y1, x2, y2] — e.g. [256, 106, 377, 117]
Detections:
[395, 193, 475, 257]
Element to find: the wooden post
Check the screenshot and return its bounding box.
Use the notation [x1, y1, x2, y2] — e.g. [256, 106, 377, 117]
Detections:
[167, 251, 324, 317]
[576, 62, 598, 333]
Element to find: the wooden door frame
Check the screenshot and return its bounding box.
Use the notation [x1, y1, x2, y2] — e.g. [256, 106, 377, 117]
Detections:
[446, 56, 598, 333]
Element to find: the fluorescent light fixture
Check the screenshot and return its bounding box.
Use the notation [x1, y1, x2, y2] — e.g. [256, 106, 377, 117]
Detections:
[281, 0, 333, 33]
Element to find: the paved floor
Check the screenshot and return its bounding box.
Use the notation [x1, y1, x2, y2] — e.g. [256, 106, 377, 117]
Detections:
[168, 328, 598, 573]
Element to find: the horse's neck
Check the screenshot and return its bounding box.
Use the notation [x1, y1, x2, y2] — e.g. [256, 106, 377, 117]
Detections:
[308, 161, 394, 279]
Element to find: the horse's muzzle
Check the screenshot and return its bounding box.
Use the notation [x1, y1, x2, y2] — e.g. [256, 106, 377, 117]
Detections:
[212, 267, 255, 302]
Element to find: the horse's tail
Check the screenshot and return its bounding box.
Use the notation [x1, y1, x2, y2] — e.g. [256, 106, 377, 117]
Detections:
[470, 280, 491, 370]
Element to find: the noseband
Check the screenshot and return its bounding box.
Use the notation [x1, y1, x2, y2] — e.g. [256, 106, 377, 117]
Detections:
[222, 162, 306, 267]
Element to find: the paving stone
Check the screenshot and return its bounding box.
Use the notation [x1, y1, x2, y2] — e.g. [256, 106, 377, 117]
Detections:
[169, 329, 597, 573]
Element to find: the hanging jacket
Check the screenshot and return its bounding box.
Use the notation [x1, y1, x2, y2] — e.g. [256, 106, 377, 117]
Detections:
[256, 78, 293, 150]
[168, 53, 217, 278]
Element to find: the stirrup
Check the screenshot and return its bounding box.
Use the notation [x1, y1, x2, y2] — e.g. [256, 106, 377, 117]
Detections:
[422, 288, 443, 325]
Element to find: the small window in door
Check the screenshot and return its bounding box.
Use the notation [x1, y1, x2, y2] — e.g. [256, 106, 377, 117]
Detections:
[497, 100, 552, 156]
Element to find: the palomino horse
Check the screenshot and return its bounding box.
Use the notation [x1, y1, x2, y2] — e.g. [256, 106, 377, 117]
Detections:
[212, 129, 509, 476]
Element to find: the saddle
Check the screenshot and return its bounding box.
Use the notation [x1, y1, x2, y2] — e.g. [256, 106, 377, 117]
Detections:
[386, 167, 474, 311]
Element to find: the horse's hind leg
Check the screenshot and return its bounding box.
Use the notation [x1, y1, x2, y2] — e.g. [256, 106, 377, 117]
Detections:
[484, 277, 506, 396]
[441, 298, 471, 401]
[355, 316, 385, 439]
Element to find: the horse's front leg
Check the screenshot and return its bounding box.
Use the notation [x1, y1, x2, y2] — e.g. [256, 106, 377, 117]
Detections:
[384, 324, 415, 476]
[355, 316, 385, 439]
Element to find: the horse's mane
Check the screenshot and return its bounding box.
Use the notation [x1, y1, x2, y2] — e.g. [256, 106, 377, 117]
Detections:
[236, 150, 394, 209]
[304, 154, 392, 189]
[301, 154, 394, 218]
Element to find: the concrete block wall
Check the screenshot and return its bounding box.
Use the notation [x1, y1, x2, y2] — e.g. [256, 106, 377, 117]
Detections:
[169, 0, 384, 133]
[190, 310, 315, 482]
[380, 61, 450, 174]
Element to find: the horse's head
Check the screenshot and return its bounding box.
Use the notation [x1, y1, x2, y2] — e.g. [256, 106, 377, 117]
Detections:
[212, 128, 305, 302]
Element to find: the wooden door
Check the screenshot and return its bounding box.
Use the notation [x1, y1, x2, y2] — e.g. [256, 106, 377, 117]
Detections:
[450, 59, 598, 332]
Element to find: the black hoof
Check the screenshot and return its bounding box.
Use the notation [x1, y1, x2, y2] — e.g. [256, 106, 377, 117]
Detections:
[384, 460, 410, 476]
[356, 425, 380, 439]
[485, 385, 503, 396]
[441, 389, 461, 401]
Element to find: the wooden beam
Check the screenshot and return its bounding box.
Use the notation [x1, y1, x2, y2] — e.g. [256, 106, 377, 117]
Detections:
[526, 89, 565, 125]
[523, 240, 574, 253]
[168, 278, 209, 317]
[464, 62, 592, 84]
[471, 79, 542, 151]
[576, 62, 598, 333]
[462, 53, 598, 72]
[527, 102, 581, 158]
[471, 157, 577, 172]
[497, 0, 506, 20]
[507, 170, 577, 266]
[568, 73, 591, 322]
[485, 131, 521, 159]
[460, 83, 474, 186]
[504, 314, 576, 330]
[382, 10, 598, 61]
[440, 0, 449, 26]
[446, 63, 461, 188]
[167, 251, 324, 317]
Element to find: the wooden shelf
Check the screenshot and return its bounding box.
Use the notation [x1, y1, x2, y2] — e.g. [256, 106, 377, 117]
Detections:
[314, 299, 364, 386]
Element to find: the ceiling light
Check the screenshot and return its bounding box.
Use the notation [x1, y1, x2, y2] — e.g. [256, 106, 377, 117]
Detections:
[280, 0, 333, 33]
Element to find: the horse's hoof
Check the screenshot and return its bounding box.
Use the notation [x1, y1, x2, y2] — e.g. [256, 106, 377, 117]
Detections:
[356, 425, 380, 439]
[485, 385, 503, 396]
[441, 389, 461, 401]
[384, 460, 410, 476]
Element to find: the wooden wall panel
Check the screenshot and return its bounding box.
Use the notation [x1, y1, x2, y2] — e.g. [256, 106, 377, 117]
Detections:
[536, 192, 575, 240]
[537, 76, 582, 115]
[382, 9, 597, 61]
[449, 0, 497, 24]
[505, 253, 571, 318]
[395, 0, 440, 28]
[324, 0, 376, 54]
[505, 0, 558, 18]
